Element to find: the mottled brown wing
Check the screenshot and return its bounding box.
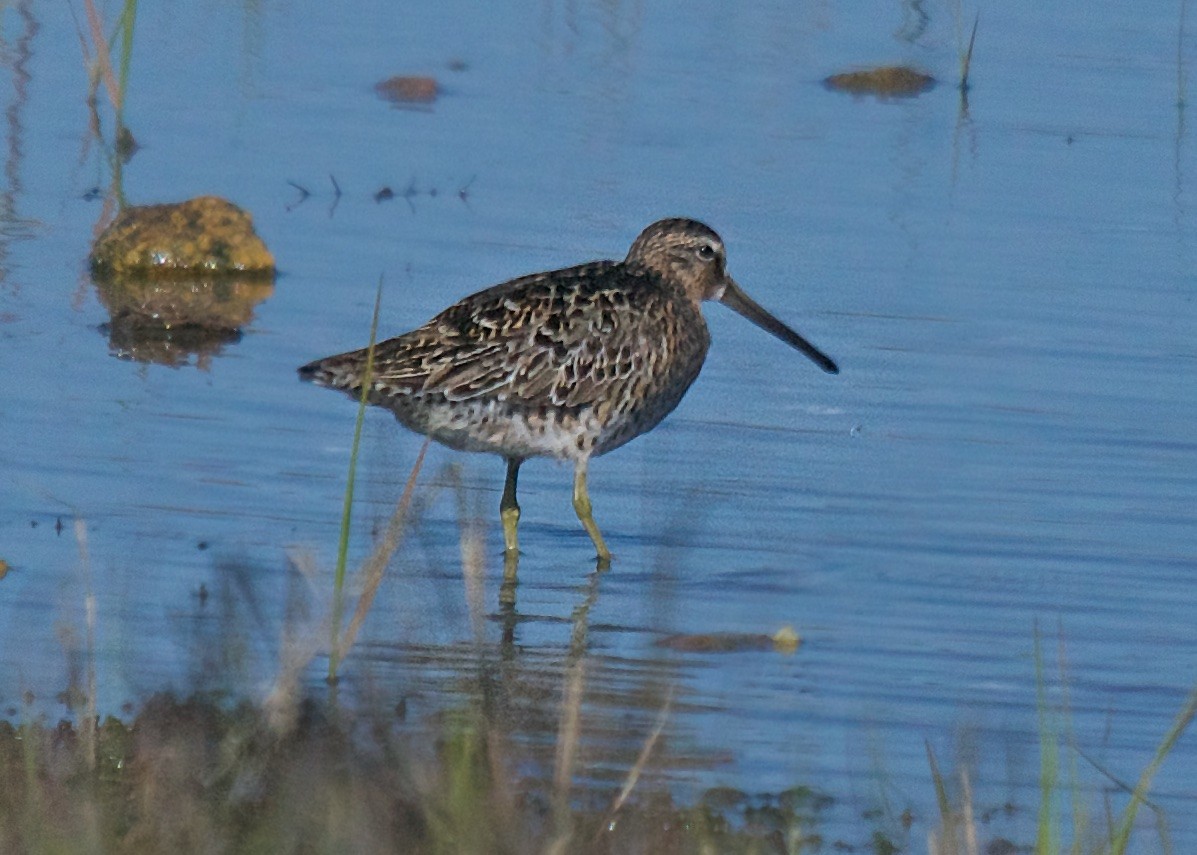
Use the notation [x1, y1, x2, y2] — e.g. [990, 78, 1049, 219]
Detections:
[369, 261, 674, 409]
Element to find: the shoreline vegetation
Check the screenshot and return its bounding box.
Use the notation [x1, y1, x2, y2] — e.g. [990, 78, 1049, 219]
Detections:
[0, 693, 841, 854]
[2, 676, 1193, 854]
[6, 512, 1193, 855]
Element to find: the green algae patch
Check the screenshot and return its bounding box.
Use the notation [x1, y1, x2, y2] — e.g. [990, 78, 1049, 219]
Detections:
[90, 196, 275, 276]
[823, 66, 936, 98]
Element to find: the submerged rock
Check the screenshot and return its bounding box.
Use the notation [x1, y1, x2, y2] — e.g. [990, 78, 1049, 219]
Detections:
[90, 196, 275, 276]
[654, 625, 801, 654]
[375, 75, 439, 105]
[823, 65, 936, 98]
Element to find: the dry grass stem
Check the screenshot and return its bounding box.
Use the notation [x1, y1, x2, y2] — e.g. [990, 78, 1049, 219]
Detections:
[73, 517, 98, 771]
[960, 768, 978, 855]
[81, 0, 120, 108]
[552, 657, 585, 805]
[263, 550, 325, 733]
[608, 686, 673, 817]
[453, 475, 488, 645]
[336, 438, 429, 663]
[460, 523, 487, 645]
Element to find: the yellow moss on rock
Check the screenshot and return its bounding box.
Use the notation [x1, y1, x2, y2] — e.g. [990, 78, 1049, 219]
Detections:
[90, 196, 275, 276]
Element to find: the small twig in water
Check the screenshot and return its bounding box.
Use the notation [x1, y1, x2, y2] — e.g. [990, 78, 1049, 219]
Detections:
[328, 173, 342, 217]
[960, 13, 979, 92]
[458, 174, 476, 205]
[608, 687, 673, 817]
[402, 176, 418, 213]
[336, 439, 429, 661]
[285, 180, 310, 211]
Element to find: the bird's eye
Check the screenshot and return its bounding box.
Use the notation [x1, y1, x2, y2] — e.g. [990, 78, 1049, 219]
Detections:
[697, 244, 716, 261]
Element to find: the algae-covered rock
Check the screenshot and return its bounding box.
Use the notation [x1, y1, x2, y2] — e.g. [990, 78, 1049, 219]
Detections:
[90, 196, 275, 276]
[823, 66, 936, 98]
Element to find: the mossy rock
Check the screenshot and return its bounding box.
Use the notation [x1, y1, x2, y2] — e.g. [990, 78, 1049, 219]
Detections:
[90, 196, 275, 276]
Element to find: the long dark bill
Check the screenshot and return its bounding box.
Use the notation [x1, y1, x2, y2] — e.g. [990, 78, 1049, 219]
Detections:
[719, 279, 839, 374]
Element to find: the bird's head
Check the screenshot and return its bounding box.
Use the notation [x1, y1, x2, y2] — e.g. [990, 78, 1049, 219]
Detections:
[627, 218, 838, 374]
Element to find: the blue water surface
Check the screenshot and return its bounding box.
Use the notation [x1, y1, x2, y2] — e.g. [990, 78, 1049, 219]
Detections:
[1, 0, 1194, 848]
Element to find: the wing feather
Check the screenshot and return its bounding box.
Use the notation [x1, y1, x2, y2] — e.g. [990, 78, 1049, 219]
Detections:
[338, 259, 691, 414]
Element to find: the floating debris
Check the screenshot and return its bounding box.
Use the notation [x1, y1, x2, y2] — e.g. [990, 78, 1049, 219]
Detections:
[375, 75, 439, 105]
[90, 196, 275, 276]
[115, 125, 139, 163]
[823, 65, 936, 98]
[655, 625, 801, 654]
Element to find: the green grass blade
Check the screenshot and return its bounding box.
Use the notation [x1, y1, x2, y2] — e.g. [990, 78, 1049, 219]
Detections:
[1034, 628, 1060, 855]
[926, 740, 956, 853]
[1108, 685, 1197, 854]
[116, 0, 137, 113]
[926, 740, 952, 822]
[328, 277, 384, 683]
[1052, 629, 1088, 855]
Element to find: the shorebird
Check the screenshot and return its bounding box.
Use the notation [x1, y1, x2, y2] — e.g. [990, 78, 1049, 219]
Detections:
[299, 218, 837, 562]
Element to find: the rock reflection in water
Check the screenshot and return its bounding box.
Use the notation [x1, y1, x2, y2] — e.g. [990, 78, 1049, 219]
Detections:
[94, 272, 274, 367]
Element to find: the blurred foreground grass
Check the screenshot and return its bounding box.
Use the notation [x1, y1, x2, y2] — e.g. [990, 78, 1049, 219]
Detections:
[2, 668, 1192, 854]
[0, 693, 837, 854]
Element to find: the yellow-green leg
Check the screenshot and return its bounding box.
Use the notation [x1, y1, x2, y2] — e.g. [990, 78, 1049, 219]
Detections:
[572, 458, 612, 563]
[500, 458, 521, 557]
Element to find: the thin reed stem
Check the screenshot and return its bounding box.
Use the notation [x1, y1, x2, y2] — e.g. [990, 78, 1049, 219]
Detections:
[328, 278, 384, 682]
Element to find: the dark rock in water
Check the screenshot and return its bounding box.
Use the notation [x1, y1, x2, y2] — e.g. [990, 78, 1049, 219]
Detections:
[654, 626, 801, 653]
